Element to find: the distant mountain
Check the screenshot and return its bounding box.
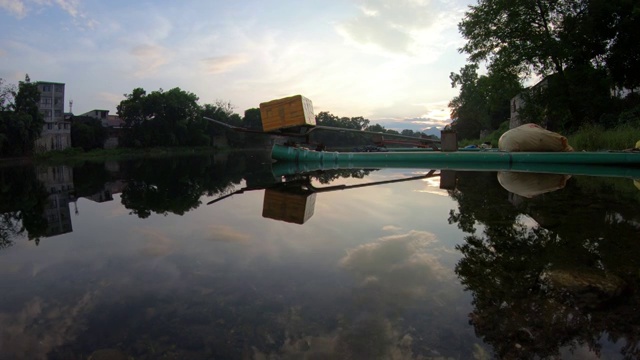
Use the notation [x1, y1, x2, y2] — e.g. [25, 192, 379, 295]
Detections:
[372, 119, 446, 139]
[422, 127, 440, 138]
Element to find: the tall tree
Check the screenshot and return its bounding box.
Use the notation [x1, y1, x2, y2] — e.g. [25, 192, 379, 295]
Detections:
[117, 87, 200, 147]
[0, 75, 44, 156]
[459, 0, 578, 76]
[605, 0, 640, 91]
[457, 0, 640, 131]
[449, 64, 522, 139]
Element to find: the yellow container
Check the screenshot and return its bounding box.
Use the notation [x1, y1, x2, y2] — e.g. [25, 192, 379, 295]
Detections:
[259, 95, 316, 132]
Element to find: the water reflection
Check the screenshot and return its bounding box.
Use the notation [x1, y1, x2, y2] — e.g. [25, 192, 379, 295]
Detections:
[450, 172, 640, 359]
[497, 171, 571, 198]
[0, 152, 639, 359]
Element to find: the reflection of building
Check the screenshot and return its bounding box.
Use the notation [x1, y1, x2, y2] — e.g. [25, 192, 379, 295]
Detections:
[83, 180, 127, 203]
[35, 81, 71, 152]
[37, 165, 74, 237]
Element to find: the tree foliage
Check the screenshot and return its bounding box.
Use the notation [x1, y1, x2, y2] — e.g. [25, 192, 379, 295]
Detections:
[455, 0, 640, 133]
[0, 75, 44, 157]
[117, 87, 206, 148]
[449, 64, 523, 139]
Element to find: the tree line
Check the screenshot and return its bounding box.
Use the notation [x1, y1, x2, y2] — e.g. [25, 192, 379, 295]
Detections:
[449, 0, 640, 140]
[0, 76, 437, 157]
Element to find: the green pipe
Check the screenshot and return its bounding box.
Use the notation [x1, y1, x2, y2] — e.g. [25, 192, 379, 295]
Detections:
[271, 144, 640, 179]
[271, 161, 640, 179]
[272, 144, 640, 167]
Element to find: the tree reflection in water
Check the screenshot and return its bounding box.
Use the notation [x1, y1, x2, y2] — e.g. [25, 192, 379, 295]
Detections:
[0, 165, 49, 247]
[449, 171, 640, 359]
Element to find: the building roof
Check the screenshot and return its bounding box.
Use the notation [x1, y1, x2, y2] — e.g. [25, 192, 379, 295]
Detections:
[106, 114, 125, 127]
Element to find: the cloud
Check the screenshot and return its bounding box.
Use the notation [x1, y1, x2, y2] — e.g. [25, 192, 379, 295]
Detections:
[382, 225, 402, 232]
[201, 54, 249, 75]
[0, 294, 95, 359]
[136, 227, 175, 257]
[340, 230, 452, 299]
[336, 0, 444, 55]
[0, 0, 26, 17]
[339, 15, 413, 54]
[130, 44, 171, 77]
[51, 0, 80, 17]
[97, 91, 125, 107]
[206, 224, 250, 243]
[2, 0, 80, 17]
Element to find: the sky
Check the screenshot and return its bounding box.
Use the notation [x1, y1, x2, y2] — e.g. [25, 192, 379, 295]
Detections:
[0, 0, 476, 133]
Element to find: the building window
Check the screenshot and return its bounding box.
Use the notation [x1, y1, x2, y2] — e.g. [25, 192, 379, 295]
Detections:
[64, 123, 69, 129]
[54, 98, 61, 105]
[42, 98, 52, 105]
[55, 86, 63, 92]
[43, 110, 52, 118]
[47, 123, 53, 130]
[55, 110, 62, 117]
[42, 85, 52, 92]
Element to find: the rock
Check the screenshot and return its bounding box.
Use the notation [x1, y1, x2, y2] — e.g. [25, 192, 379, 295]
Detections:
[88, 348, 128, 360]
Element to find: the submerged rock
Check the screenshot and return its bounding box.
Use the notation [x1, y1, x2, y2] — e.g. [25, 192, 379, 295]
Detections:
[543, 269, 627, 307]
[88, 348, 128, 360]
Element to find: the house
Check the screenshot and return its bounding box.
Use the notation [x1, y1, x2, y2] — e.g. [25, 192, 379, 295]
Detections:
[509, 77, 549, 129]
[34, 81, 71, 152]
[79, 109, 110, 126]
[104, 114, 125, 149]
[80, 109, 125, 149]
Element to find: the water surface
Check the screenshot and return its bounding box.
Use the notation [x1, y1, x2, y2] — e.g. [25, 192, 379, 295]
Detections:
[1, 150, 639, 359]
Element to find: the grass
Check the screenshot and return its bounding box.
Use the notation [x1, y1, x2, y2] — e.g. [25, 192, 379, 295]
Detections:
[458, 121, 511, 148]
[31, 146, 222, 165]
[568, 123, 640, 151]
[460, 122, 640, 151]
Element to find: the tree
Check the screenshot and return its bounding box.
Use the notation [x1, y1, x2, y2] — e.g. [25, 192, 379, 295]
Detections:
[457, 0, 640, 131]
[242, 108, 262, 130]
[605, 0, 640, 91]
[0, 78, 16, 112]
[0, 75, 44, 157]
[457, 0, 587, 129]
[117, 87, 201, 147]
[71, 116, 108, 151]
[459, 0, 580, 76]
[449, 64, 522, 139]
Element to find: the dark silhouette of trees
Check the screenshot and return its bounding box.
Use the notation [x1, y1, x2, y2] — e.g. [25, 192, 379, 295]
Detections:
[0, 75, 45, 157]
[454, 0, 640, 134]
[71, 116, 108, 151]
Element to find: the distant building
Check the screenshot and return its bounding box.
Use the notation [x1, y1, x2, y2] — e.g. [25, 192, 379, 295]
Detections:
[34, 81, 71, 152]
[509, 77, 549, 129]
[80, 109, 110, 126]
[80, 109, 125, 149]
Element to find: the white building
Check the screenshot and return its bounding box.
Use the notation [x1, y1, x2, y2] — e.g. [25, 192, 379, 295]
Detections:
[34, 81, 71, 152]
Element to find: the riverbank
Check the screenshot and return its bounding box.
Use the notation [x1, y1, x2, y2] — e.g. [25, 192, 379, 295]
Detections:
[460, 123, 640, 151]
[0, 146, 227, 167]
